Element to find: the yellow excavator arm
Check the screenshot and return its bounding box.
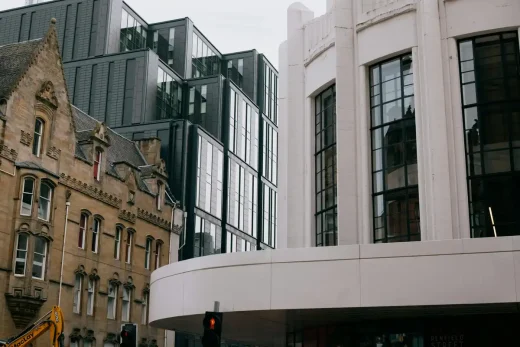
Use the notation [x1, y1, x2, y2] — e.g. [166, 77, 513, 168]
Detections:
[0, 306, 64, 347]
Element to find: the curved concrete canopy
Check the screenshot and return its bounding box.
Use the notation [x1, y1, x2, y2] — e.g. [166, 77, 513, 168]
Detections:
[150, 238, 520, 345]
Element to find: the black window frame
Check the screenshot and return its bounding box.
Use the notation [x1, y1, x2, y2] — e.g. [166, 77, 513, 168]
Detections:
[369, 53, 420, 244]
[315, 85, 337, 247]
[458, 31, 520, 238]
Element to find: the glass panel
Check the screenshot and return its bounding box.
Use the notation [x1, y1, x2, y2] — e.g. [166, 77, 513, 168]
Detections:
[459, 40, 474, 61]
[382, 100, 402, 124]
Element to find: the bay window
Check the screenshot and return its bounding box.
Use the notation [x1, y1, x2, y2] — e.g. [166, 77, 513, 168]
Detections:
[37, 182, 52, 221]
[14, 233, 28, 276]
[20, 177, 34, 216]
[32, 237, 47, 279]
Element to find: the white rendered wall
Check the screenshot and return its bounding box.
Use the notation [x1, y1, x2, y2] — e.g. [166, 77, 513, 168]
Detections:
[278, 0, 520, 247]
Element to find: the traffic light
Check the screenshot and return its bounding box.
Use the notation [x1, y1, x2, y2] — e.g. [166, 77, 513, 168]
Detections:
[201, 311, 223, 347]
[120, 323, 137, 347]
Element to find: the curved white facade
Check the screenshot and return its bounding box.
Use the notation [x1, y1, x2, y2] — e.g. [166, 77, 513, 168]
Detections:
[150, 1, 520, 345]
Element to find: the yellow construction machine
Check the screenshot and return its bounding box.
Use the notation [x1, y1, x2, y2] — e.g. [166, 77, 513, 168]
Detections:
[0, 306, 64, 347]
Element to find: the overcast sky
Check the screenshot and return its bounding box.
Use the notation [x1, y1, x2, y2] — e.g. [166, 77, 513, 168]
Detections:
[0, 0, 326, 68]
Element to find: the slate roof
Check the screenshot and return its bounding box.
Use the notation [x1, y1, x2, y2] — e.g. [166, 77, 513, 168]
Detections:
[72, 106, 147, 169]
[0, 39, 43, 99]
[72, 106, 175, 203]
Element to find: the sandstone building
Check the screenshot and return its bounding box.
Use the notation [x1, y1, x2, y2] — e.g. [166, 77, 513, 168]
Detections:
[0, 19, 182, 347]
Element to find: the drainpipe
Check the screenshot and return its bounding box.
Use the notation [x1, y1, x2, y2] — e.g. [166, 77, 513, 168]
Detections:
[58, 200, 70, 306]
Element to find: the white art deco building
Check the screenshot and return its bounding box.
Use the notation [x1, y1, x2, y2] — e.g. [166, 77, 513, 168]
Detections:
[150, 0, 520, 346]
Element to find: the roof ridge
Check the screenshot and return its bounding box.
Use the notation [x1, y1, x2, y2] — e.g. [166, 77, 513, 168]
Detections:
[0, 38, 43, 49]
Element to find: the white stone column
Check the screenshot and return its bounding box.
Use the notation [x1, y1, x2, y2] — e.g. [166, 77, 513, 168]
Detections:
[278, 40, 289, 249]
[334, 0, 359, 245]
[357, 64, 372, 244]
[284, 3, 314, 248]
[415, 0, 454, 240]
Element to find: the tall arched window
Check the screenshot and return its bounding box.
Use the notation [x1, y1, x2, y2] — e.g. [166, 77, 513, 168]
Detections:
[37, 181, 52, 221]
[125, 230, 133, 264]
[144, 238, 152, 269]
[20, 177, 35, 216]
[154, 241, 161, 269]
[32, 237, 47, 279]
[370, 54, 419, 243]
[459, 32, 520, 238]
[92, 218, 101, 253]
[14, 233, 29, 276]
[73, 273, 83, 314]
[122, 286, 131, 321]
[107, 282, 117, 319]
[114, 226, 122, 260]
[141, 291, 149, 325]
[33, 118, 44, 157]
[315, 85, 337, 246]
[78, 213, 88, 249]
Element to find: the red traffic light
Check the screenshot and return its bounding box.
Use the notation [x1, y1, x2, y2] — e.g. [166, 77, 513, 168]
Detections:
[122, 331, 128, 337]
[209, 317, 216, 330]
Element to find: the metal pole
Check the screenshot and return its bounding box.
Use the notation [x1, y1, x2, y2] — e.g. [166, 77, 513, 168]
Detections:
[58, 201, 70, 306]
[213, 301, 220, 312]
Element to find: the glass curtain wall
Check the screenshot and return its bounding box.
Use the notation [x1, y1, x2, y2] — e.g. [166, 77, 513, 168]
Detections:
[120, 9, 147, 52]
[192, 32, 220, 78]
[459, 32, 520, 238]
[156, 67, 182, 120]
[370, 54, 420, 243]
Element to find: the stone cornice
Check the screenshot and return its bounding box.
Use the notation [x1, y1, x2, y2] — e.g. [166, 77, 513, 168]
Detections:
[59, 173, 122, 208]
[118, 210, 136, 224]
[137, 208, 170, 231]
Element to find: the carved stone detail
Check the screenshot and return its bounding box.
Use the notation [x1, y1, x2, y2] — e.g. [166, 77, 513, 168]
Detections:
[60, 173, 122, 208]
[92, 122, 110, 146]
[0, 143, 18, 162]
[46, 146, 61, 160]
[118, 210, 136, 224]
[137, 208, 170, 231]
[5, 292, 46, 328]
[36, 81, 58, 109]
[20, 130, 32, 146]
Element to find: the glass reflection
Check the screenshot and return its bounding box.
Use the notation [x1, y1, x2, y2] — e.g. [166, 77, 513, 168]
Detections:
[370, 54, 420, 243]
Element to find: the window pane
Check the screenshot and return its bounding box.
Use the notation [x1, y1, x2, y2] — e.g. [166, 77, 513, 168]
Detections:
[371, 54, 419, 243]
[38, 183, 51, 220]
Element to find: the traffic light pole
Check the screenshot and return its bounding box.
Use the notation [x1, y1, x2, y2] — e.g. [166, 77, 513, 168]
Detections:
[213, 301, 220, 312]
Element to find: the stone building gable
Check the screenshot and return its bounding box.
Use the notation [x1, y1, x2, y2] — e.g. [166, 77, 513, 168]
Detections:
[1, 19, 77, 169]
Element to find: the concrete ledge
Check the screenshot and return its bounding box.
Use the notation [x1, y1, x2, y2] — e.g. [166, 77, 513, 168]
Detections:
[150, 238, 520, 344]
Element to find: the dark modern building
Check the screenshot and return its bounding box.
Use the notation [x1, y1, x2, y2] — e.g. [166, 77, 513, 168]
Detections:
[0, 0, 279, 265]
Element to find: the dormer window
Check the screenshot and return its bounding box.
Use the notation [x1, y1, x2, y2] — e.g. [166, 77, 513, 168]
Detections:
[93, 150, 102, 181]
[33, 119, 44, 157]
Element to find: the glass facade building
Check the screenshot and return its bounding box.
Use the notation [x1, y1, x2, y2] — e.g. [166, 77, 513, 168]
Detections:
[0, 0, 279, 262]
